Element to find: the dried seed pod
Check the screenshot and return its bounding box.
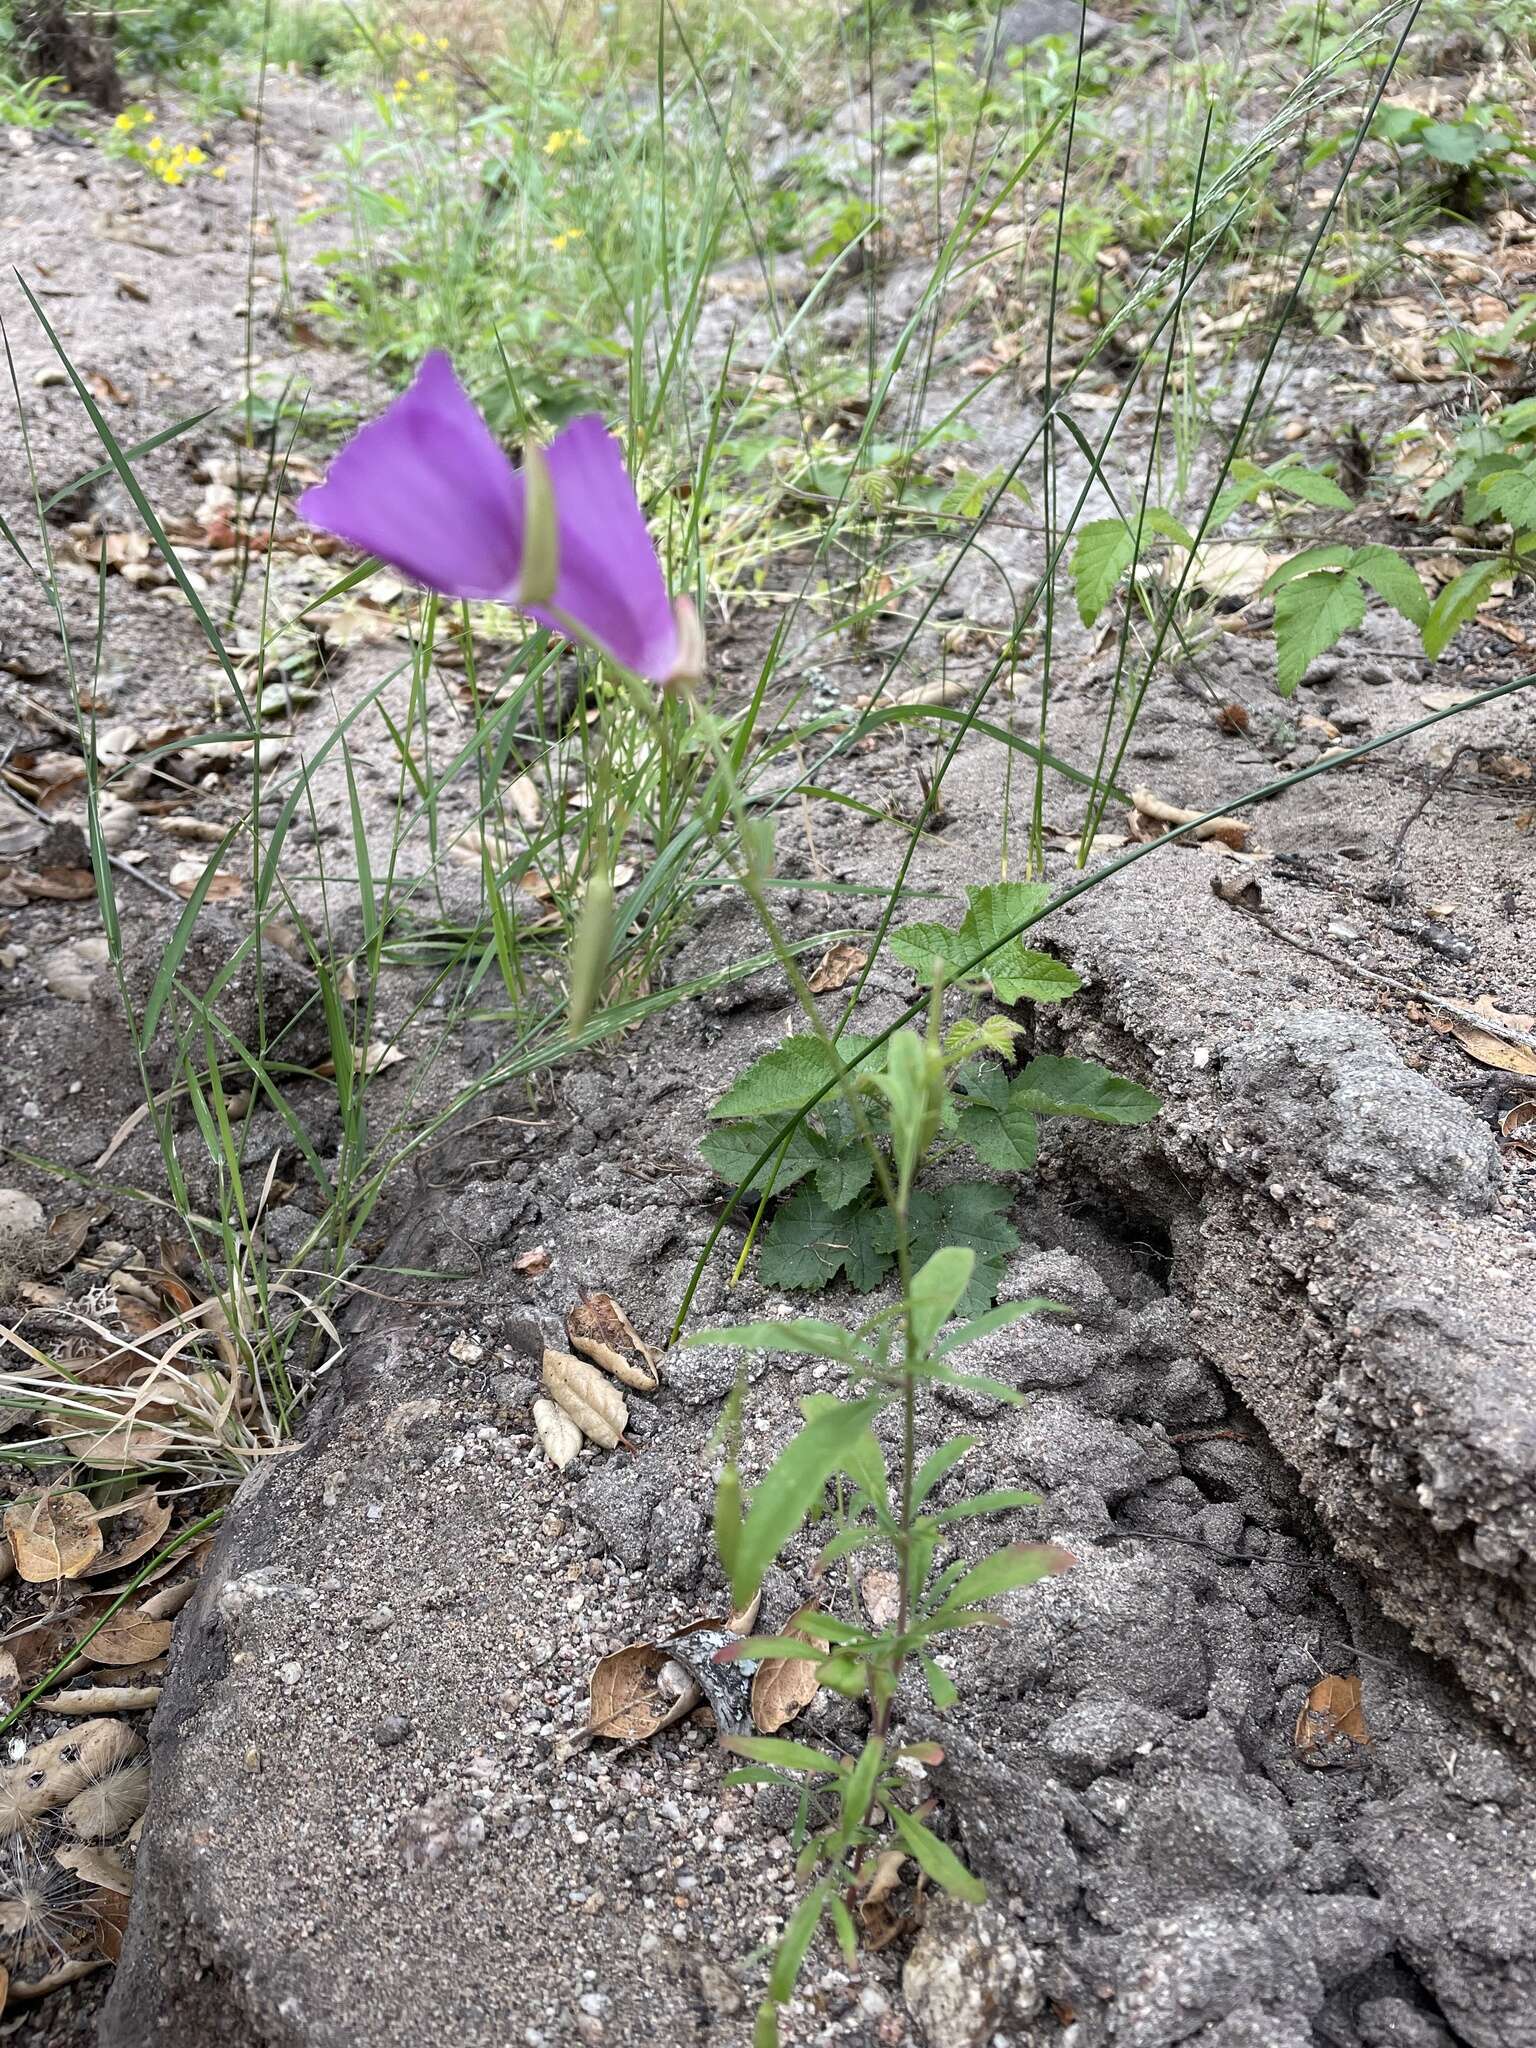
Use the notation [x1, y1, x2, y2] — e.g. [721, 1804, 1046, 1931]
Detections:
[0, 1719, 142, 1835]
[62, 1762, 151, 1842]
[532, 1397, 582, 1473]
[542, 1348, 627, 1451]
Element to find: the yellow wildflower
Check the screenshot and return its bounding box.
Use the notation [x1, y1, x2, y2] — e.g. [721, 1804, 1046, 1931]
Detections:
[393, 75, 411, 92]
[114, 112, 135, 133]
[147, 134, 163, 154]
[544, 128, 587, 155]
[415, 67, 430, 81]
[408, 29, 427, 45]
[435, 34, 449, 49]
[162, 166, 183, 185]
[212, 164, 228, 180]
[549, 227, 585, 251]
[185, 146, 206, 165]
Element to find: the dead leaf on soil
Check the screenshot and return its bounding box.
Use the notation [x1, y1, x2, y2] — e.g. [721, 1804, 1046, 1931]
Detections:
[40, 932, 110, 1001]
[542, 1347, 628, 1450]
[1130, 787, 1249, 851]
[859, 1569, 901, 1630]
[1444, 995, 1536, 1077]
[532, 1396, 583, 1472]
[5, 1492, 103, 1582]
[38, 1684, 162, 1715]
[585, 1639, 701, 1745]
[1187, 541, 1279, 601]
[1500, 1102, 1536, 1159]
[168, 859, 242, 901]
[1295, 1673, 1370, 1767]
[82, 1886, 132, 1964]
[54, 1843, 133, 1896]
[78, 1609, 172, 1669]
[566, 1292, 660, 1392]
[82, 1491, 171, 1579]
[806, 942, 869, 995]
[513, 1246, 552, 1276]
[749, 1606, 822, 1734]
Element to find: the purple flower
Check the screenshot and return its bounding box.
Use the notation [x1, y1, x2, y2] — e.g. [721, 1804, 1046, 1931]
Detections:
[297, 351, 700, 684]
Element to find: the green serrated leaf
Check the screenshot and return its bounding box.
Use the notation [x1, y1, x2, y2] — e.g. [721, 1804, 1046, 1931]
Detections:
[700, 1117, 823, 1192]
[1264, 544, 1357, 593]
[1471, 466, 1536, 532]
[812, 1140, 876, 1209]
[710, 1035, 885, 1120]
[888, 1807, 986, 1904]
[1272, 570, 1367, 696]
[955, 1083, 1039, 1172]
[1069, 517, 1138, 627]
[1348, 543, 1429, 629]
[760, 1187, 894, 1293]
[1013, 1054, 1160, 1126]
[905, 1184, 1020, 1312]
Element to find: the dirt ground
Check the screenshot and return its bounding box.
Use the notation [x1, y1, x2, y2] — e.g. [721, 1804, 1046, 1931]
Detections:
[2, 15, 1535, 2048]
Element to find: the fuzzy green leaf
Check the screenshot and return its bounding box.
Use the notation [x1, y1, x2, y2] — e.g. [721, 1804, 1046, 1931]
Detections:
[1272, 569, 1367, 696]
[1268, 463, 1353, 510]
[905, 1183, 1020, 1311]
[1069, 517, 1138, 626]
[1471, 465, 1536, 532]
[1349, 543, 1430, 629]
[710, 1035, 884, 1120]
[699, 1117, 823, 1192]
[892, 884, 1077, 1008]
[760, 1187, 894, 1293]
[1013, 1054, 1160, 1126]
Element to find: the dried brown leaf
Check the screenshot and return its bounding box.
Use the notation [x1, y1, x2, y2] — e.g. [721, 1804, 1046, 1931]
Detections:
[5, 1492, 102, 1582]
[859, 1570, 901, 1630]
[1295, 1673, 1370, 1767]
[37, 1685, 162, 1715]
[54, 1843, 132, 1896]
[750, 1609, 822, 1734]
[566, 1292, 659, 1390]
[1448, 996, 1536, 1078]
[512, 1246, 552, 1275]
[532, 1397, 583, 1472]
[586, 1640, 696, 1744]
[82, 1886, 132, 1963]
[82, 1491, 171, 1579]
[806, 942, 869, 995]
[79, 1610, 172, 1669]
[543, 1348, 629, 1448]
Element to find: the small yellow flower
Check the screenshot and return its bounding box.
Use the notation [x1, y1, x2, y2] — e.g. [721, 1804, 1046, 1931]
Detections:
[185, 146, 206, 165]
[544, 128, 571, 155]
[393, 75, 411, 92]
[408, 29, 427, 46]
[212, 164, 228, 180]
[114, 112, 135, 132]
[415, 67, 430, 81]
[549, 227, 585, 251]
[435, 35, 449, 49]
[147, 134, 163, 153]
[162, 166, 183, 185]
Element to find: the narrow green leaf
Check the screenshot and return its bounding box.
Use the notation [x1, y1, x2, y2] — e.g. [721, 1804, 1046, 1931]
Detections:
[684, 1319, 863, 1363]
[731, 1396, 886, 1606]
[723, 1735, 841, 1775]
[889, 1807, 986, 1904]
[934, 1542, 1075, 1619]
[1422, 558, 1500, 660]
[921, 1655, 959, 1710]
[768, 1881, 831, 2004]
[913, 1434, 977, 1507]
[907, 1247, 977, 1358]
[839, 1736, 885, 1830]
[934, 1489, 1043, 1522]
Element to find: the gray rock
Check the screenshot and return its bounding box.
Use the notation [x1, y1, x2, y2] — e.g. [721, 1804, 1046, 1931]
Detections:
[1218, 1010, 1498, 1213]
[1000, 1395, 1180, 1503]
[1041, 1696, 1173, 1784]
[974, 0, 1115, 79]
[901, 1899, 1041, 2047]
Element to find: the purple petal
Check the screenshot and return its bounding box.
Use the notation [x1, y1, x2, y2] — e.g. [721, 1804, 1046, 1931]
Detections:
[297, 352, 523, 600]
[525, 415, 680, 683]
